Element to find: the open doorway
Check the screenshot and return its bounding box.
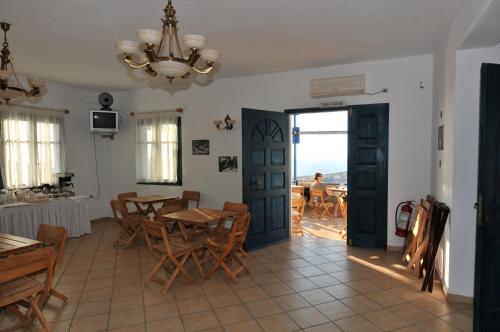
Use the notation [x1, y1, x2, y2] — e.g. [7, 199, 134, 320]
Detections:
[290, 110, 348, 241]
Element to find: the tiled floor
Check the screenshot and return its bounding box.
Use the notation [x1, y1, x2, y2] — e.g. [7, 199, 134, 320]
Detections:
[0, 216, 472, 332]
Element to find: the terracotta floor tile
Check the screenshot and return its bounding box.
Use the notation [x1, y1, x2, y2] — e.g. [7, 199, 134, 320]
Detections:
[441, 309, 473, 332]
[144, 301, 179, 322]
[274, 293, 311, 311]
[43, 304, 78, 323]
[108, 308, 145, 330]
[308, 274, 342, 287]
[111, 294, 144, 312]
[388, 302, 436, 324]
[335, 315, 383, 332]
[299, 288, 336, 305]
[207, 292, 241, 308]
[69, 313, 108, 332]
[245, 298, 283, 318]
[261, 283, 295, 297]
[177, 296, 211, 315]
[363, 309, 411, 331]
[286, 278, 318, 292]
[146, 317, 184, 332]
[366, 290, 408, 307]
[304, 322, 343, 332]
[323, 284, 359, 299]
[415, 318, 465, 332]
[108, 324, 146, 332]
[315, 300, 357, 321]
[234, 286, 269, 303]
[214, 304, 253, 325]
[74, 300, 110, 318]
[181, 310, 221, 332]
[288, 306, 329, 328]
[257, 313, 301, 332]
[224, 319, 264, 332]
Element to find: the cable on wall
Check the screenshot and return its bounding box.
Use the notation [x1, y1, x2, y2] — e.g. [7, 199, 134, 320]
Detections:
[363, 88, 388, 95]
[92, 133, 101, 200]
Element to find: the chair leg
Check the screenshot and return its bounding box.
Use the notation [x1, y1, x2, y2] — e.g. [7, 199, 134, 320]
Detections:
[161, 254, 191, 295]
[28, 296, 51, 332]
[190, 251, 205, 279]
[205, 249, 225, 279]
[50, 288, 68, 303]
[145, 256, 167, 287]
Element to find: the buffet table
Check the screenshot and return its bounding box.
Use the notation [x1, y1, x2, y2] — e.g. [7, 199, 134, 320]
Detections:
[0, 195, 91, 239]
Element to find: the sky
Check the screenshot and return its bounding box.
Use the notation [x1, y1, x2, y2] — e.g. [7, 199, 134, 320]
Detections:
[293, 111, 348, 176]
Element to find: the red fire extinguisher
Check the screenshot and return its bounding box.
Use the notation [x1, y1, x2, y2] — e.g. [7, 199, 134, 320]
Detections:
[395, 201, 415, 237]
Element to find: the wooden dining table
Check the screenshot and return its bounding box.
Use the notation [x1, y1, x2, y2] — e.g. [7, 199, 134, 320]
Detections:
[125, 195, 177, 216]
[0, 233, 42, 258]
[163, 208, 238, 240]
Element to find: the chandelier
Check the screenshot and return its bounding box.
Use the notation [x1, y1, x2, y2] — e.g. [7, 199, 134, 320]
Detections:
[115, 0, 219, 83]
[0, 22, 46, 104]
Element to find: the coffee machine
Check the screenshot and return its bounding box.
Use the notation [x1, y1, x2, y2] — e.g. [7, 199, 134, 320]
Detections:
[54, 172, 75, 196]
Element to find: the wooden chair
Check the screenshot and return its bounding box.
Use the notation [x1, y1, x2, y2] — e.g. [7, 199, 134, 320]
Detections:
[291, 196, 306, 235]
[291, 185, 305, 196]
[223, 202, 248, 215]
[201, 213, 251, 282]
[142, 220, 203, 294]
[0, 247, 56, 332]
[309, 189, 334, 219]
[36, 224, 68, 303]
[337, 197, 348, 239]
[181, 191, 201, 208]
[117, 192, 145, 216]
[157, 199, 191, 235]
[110, 199, 144, 248]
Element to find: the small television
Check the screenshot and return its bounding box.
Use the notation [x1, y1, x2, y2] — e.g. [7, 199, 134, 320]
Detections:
[90, 110, 119, 133]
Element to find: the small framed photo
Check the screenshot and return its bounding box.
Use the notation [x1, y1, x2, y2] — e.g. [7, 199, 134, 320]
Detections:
[219, 156, 237, 172]
[192, 139, 209, 155]
[438, 125, 444, 151]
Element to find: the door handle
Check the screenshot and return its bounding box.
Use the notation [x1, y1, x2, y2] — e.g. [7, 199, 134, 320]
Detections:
[475, 195, 483, 226]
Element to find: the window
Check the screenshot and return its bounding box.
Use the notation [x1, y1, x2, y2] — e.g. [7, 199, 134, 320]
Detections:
[135, 112, 182, 185]
[292, 111, 347, 184]
[0, 106, 65, 188]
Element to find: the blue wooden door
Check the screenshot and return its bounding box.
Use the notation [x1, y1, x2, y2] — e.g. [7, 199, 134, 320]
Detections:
[474, 63, 500, 331]
[242, 108, 290, 250]
[347, 104, 389, 248]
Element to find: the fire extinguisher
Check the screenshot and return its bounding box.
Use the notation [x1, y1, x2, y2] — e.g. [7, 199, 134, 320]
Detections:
[395, 201, 415, 237]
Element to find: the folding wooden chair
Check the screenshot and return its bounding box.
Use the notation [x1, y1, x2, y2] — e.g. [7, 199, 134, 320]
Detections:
[291, 196, 306, 235]
[181, 191, 201, 208]
[201, 213, 251, 282]
[110, 199, 144, 248]
[0, 247, 56, 332]
[156, 199, 190, 235]
[309, 189, 334, 219]
[142, 220, 203, 294]
[117, 192, 146, 216]
[36, 224, 68, 303]
[337, 197, 348, 239]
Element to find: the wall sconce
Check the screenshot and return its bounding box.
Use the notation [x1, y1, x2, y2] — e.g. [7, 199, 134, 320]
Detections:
[214, 114, 236, 131]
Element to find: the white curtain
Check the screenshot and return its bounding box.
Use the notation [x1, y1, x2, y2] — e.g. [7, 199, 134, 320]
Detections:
[0, 105, 65, 188]
[136, 111, 179, 183]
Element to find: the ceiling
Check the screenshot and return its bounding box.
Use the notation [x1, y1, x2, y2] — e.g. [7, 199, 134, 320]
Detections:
[1, 0, 465, 91]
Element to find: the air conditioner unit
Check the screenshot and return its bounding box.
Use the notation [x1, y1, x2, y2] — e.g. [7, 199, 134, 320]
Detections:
[310, 74, 365, 98]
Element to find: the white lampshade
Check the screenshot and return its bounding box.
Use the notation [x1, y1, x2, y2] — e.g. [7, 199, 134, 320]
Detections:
[137, 29, 162, 45]
[135, 52, 149, 64]
[200, 49, 219, 62]
[0, 69, 11, 80]
[151, 60, 190, 77]
[116, 40, 139, 54]
[183, 34, 206, 49]
[28, 78, 46, 88]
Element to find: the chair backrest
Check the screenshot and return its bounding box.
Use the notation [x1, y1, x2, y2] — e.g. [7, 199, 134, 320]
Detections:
[142, 220, 173, 256]
[292, 196, 306, 217]
[0, 247, 55, 288]
[182, 191, 200, 208]
[309, 189, 326, 205]
[223, 202, 248, 216]
[226, 213, 250, 250]
[117, 192, 139, 213]
[36, 224, 68, 271]
[110, 199, 128, 219]
[292, 186, 305, 195]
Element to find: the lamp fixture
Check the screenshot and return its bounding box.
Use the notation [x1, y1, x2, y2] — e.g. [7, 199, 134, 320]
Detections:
[0, 22, 46, 104]
[115, 0, 219, 84]
[214, 115, 235, 131]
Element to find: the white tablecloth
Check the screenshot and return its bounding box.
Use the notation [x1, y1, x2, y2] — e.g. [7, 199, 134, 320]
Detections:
[0, 195, 91, 239]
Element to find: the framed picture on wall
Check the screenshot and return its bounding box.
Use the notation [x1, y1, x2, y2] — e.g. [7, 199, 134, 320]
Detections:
[219, 156, 237, 172]
[192, 139, 209, 155]
[438, 125, 444, 150]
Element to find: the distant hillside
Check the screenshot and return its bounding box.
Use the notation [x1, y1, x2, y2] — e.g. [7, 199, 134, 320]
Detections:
[296, 171, 347, 184]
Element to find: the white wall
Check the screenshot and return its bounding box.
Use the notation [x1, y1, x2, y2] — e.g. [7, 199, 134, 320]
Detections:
[111, 54, 434, 248]
[20, 81, 113, 219]
[450, 43, 500, 296]
[431, 0, 493, 297]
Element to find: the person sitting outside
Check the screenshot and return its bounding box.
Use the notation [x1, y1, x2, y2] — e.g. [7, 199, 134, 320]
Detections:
[310, 172, 340, 216]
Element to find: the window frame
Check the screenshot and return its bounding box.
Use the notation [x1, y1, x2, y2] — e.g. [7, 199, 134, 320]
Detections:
[136, 116, 183, 186]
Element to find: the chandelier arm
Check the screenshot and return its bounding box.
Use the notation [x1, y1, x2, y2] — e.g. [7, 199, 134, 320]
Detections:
[173, 29, 185, 60]
[168, 26, 174, 57]
[157, 24, 167, 55]
[10, 62, 30, 93]
[192, 63, 214, 74]
[123, 55, 150, 69]
[185, 51, 200, 66]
